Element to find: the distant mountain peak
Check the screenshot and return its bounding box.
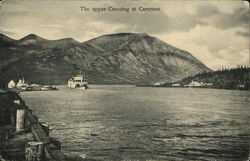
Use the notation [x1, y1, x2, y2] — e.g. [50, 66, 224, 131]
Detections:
[0, 33, 16, 42]
[103, 32, 148, 37]
[57, 37, 78, 42]
[0, 33, 6, 37]
[19, 34, 46, 41]
[26, 34, 37, 37]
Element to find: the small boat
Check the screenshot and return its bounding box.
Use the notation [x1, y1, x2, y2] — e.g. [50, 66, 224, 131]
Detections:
[30, 84, 42, 91]
[68, 71, 88, 89]
[41, 85, 58, 91]
[20, 85, 33, 91]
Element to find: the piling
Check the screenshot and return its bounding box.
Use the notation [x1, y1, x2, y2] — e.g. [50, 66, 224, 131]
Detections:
[25, 141, 44, 161]
[41, 123, 49, 135]
[16, 109, 26, 132]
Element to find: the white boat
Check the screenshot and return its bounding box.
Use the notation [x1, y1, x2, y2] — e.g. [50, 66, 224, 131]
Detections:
[41, 85, 58, 91]
[68, 71, 88, 89]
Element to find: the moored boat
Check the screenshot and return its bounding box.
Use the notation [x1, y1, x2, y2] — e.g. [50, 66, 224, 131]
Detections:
[30, 84, 42, 91]
[68, 71, 88, 89]
[41, 85, 58, 91]
[20, 85, 33, 91]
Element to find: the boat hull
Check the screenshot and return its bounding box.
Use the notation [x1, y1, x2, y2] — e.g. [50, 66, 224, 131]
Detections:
[41, 87, 58, 91]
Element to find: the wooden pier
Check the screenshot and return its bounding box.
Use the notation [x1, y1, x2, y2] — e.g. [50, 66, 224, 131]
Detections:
[0, 89, 65, 161]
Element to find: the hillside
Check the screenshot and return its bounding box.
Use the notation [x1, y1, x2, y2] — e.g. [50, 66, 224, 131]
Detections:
[0, 34, 80, 70]
[163, 67, 250, 90]
[0, 33, 211, 86]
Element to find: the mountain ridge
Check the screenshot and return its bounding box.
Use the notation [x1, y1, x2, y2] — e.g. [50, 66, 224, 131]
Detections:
[1, 33, 79, 42]
[0, 32, 211, 86]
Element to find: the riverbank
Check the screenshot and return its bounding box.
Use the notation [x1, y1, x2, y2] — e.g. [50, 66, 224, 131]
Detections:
[0, 89, 64, 161]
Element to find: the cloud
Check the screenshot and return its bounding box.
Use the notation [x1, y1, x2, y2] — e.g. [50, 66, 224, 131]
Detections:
[196, 4, 220, 17]
[213, 7, 249, 30]
[85, 6, 170, 34]
[0, 28, 15, 36]
[236, 31, 249, 37]
[90, 3, 218, 34]
[214, 48, 249, 69]
[0, 0, 248, 70]
[155, 25, 249, 70]
[197, 5, 249, 38]
[114, 12, 170, 34]
[1, 1, 248, 36]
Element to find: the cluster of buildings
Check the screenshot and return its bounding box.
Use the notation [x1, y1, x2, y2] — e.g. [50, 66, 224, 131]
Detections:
[7, 79, 58, 91]
[7, 79, 29, 89]
[170, 80, 213, 88]
[184, 81, 213, 87]
[153, 80, 214, 88]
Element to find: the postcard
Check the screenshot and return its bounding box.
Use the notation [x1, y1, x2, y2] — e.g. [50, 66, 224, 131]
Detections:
[0, 0, 249, 161]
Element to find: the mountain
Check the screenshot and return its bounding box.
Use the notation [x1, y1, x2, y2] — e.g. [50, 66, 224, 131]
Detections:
[0, 34, 80, 72]
[17, 34, 80, 49]
[18, 34, 47, 44]
[0, 33, 211, 86]
[0, 34, 17, 47]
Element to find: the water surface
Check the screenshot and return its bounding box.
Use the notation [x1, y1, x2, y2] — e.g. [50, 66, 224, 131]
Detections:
[20, 85, 249, 161]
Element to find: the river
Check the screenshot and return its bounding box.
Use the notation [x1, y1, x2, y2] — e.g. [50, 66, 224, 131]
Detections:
[20, 85, 249, 161]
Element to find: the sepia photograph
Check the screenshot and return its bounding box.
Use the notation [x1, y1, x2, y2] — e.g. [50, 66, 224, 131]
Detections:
[0, 0, 249, 161]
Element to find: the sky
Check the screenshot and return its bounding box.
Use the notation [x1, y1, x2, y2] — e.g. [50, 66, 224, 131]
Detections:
[0, 0, 249, 70]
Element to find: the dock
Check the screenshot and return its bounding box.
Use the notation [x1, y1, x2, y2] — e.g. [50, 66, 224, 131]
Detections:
[0, 89, 65, 161]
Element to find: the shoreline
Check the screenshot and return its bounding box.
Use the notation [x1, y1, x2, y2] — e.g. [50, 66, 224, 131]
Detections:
[135, 85, 249, 91]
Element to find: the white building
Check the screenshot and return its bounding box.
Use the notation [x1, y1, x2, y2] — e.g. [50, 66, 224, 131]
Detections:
[8, 80, 16, 88]
[187, 80, 202, 87]
[154, 82, 161, 86]
[172, 83, 180, 87]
